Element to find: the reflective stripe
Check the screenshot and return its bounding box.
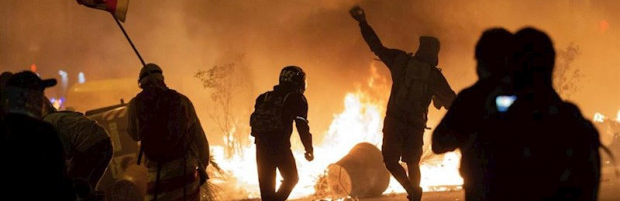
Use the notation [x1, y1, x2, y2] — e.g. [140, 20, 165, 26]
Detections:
[295, 116, 308, 122]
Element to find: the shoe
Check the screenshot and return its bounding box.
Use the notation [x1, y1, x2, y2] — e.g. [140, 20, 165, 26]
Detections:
[407, 187, 423, 201]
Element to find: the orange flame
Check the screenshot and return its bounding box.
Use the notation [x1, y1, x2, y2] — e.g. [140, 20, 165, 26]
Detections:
[212, 63, 463, 199]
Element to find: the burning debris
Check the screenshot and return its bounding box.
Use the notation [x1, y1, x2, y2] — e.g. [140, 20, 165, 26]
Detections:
[323, 143, 390, 198]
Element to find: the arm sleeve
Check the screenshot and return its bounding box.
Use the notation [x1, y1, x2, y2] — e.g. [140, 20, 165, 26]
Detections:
[431, 69, 457, 109]
[359, 21, 408, 69]
[293, 94, 313, 153]
[565, 104, 601, 200]
[250, 93, 265, 134]
[126, 99, 140, 141]
[186, 97, 209, 167]
[432, 95, 465, 154]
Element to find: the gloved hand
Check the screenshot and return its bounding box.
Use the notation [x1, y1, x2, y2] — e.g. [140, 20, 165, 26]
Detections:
[349, 6, 366, 22]
[304, 152, 314, 162]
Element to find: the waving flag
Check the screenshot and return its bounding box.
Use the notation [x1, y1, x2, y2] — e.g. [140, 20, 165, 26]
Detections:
[77, 0, 130, 22]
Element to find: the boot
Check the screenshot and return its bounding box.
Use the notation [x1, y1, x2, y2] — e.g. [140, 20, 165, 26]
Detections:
[407, 187, 423, 201]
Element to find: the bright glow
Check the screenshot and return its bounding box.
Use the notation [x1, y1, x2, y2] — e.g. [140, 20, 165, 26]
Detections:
[420, 151, 463, 191]
[78, 72, 86, 84]
[600, 20, 610, 33]
[593, 112, 606, 123]
[58, 70, 67, 77]
[49, 97, 64, 110]
[616, 110, 620, 123]
[495, 95, 517, 112]
[58, 70, 69, 90]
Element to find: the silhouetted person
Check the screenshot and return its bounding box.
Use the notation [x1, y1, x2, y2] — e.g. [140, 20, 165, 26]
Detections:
[481, 28, 600, 200]
[43, 102, 113, 198]
[0, 71, 75, 200]
[432, 28, 514, 200]
[127, 63, 210, 201]
[250, 66, 314, 201]
[349, 6, 456, 201]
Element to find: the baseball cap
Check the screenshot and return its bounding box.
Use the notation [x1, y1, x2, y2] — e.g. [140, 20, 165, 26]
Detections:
[6, 71, 57, 92]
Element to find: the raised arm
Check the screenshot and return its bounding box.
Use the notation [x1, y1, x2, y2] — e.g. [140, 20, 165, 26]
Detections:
[431, 68, 457, 110]
[432, 109, 460, 154]
[432, 93, 469, 154]
[350, 6, 407, 69]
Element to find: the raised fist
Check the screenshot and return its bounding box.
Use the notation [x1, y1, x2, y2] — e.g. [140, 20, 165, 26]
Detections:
[349, 6, 366, 22]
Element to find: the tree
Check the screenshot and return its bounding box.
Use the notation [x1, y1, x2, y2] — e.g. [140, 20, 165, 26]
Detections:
[195, 55, 252, 158]
[554, 43, 583, 99]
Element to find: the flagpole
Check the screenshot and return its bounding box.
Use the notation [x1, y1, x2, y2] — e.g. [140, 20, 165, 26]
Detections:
[112, 14, 146, 66]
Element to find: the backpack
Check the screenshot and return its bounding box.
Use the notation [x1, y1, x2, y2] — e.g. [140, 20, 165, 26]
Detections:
[250, 91, 291, 137]
[392, 58, 435, 113]
[134, 89, 189, 163]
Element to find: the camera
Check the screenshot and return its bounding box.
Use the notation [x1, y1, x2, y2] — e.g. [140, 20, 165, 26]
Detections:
[495, 95, 517, 112]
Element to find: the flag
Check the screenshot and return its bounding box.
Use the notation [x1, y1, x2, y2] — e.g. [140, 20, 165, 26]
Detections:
[76, 0, 130, 22]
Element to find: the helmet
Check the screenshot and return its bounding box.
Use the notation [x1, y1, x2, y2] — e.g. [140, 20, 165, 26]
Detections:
[138, 63, 163, 83]
[279, 66, 306, 92]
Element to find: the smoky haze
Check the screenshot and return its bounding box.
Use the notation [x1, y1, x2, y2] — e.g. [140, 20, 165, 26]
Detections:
[1, 0, 619, 146]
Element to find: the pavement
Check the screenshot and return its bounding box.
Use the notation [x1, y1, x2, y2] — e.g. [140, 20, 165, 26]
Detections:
[266, 164, 620, 201]
[289, 178, 619, 201]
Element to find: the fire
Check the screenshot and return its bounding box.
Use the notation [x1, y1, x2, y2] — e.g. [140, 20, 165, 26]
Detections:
[419, 151, 463, 192]
[212, 64, 463, 199]
[592, 110, 620, 123]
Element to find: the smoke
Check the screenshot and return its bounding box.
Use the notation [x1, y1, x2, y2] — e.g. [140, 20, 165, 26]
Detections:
[1, 0, 619, 146]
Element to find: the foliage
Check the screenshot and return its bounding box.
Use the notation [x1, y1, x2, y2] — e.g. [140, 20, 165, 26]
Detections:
[554, 43, 583, 99]
[201, 153, 224, 201]
[194, 55, 251, 158]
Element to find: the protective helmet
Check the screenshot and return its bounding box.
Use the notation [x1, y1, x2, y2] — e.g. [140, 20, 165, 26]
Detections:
[279, 66, 306, 92]
[138, 63, 163, 83]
